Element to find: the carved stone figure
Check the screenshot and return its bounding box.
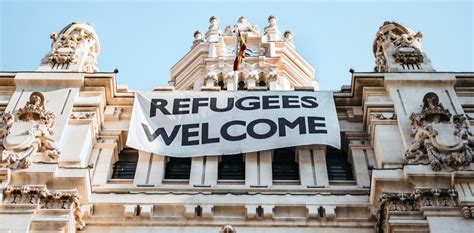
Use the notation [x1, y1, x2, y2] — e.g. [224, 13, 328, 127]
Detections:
[40, 22, 100, 73]
[237, 16, 260, 34]
[373, 22, 433, 72]
[0, 92, 61, 169]
[404, 92, 473, 171]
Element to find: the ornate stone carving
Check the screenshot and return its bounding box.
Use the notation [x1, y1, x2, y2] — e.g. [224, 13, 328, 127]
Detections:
[3, 186, 85, 230]
[70, 112, 95, 120]
[220, 224, 236, 233]
[376, 188, 458, 233]
[373, 21, 432, 72]
[372, 112, 397, 120]
[461, 205, 474, 219]
[0, 92, 60, 169]
[237, 16, 260, 34]
[41, 22, 100, 73]
[404, 92, 473, 171]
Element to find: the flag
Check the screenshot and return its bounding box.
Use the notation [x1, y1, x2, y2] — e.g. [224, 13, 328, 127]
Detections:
[233, 30, 247, 71]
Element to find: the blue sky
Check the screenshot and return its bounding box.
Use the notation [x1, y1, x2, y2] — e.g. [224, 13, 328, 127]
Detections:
[1, 0, 473, 90]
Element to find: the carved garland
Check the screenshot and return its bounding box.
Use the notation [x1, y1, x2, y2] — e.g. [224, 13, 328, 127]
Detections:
[376, 188, 458, 233]
[404, 92, 474, 171]
[3, 186, 85, 230]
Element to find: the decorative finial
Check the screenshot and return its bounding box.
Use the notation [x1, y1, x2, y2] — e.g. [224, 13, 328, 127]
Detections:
[194, 30, 202, 39]
[238, 16, 247, 24]
[268, 15, 277, 23]
[283, 30, 294, 46]
[209, 16, 219, 30]
[192, 30, 205, 48]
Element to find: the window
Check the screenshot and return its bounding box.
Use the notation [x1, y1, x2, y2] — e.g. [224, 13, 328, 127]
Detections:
[326, 147, 354, 181]
[237, 81, 247, 90]
[258, 80, 267, 87]
[111, 149, 138, 179]
[164, 157, 192, 180]
[218, 154, 245, 180]
[272, 147, 299, 181]
[218, 80, 227, 90]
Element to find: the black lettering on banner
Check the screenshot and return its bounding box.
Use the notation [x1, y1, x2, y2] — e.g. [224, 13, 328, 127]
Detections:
[282, 95, 300, 108]
[278, 117, 306, 136]
[301, 96, 319, 108]
[173, 98, 191, 114]
[210, 97, 234, 112]
[307, 116, 327, 134]
[182, 123, 200, 146]
[221, 120, 246, 141]
[192, 98, 209, 114]
[262, 95, 280, 109]
[235, 96, 261, 110]
[141, 123, 180, 145]
[150, 98, 170, 117]
[202, 122, 220, 144]
[247, 119, 277, 139]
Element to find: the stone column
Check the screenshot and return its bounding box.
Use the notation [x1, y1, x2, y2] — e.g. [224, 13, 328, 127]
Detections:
[148, 154, 166, 185]
[189, 157, 204, 186]
[204, 156, 218, 186]
[245, 151, 272, 187]
[351, 149, 370, 188]
[133, 151, 151, 185]
[297, 148, 316, 187]
[313, 146, 329, 187]
[91, 140, 117, 186]
[259, 150, 273, 186]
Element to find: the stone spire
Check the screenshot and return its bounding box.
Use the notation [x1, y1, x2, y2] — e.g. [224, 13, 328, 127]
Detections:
[373, 21, 434, 72]
[37, 22, 101, 73]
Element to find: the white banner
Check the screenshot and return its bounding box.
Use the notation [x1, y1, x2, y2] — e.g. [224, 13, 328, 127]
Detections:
[127, 91, 340, 157]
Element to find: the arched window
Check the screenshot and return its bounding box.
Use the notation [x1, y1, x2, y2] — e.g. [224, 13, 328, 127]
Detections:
[258, 80, 267, 87]
[218, 80, 226, 90]
[237, 81, 247, 90]
[272, 147, 299, 181]
[164, 157, 192, 180]
[326, 147, 354, 181]
[111, 149, 138, 179]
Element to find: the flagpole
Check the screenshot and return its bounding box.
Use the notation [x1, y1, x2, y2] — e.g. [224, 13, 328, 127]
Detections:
[234, 26, 239, 88]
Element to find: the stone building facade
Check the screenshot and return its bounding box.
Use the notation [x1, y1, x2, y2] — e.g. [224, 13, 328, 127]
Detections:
[0, 17, 473, 233]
